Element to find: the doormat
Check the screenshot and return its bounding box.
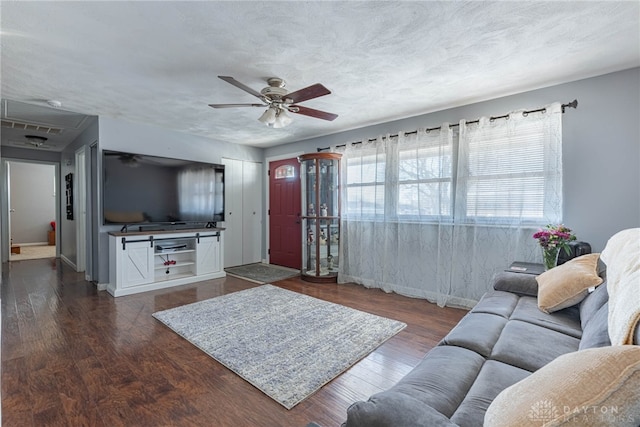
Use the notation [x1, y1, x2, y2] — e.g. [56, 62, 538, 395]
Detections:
[153, 285, 406, 409]
[225, 262, 299, 283]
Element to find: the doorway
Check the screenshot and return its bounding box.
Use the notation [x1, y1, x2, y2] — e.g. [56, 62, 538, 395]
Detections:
[6, 160, 58, 261]
[268, 158, 301, 269]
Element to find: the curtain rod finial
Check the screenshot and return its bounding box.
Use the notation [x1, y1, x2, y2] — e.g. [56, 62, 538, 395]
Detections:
[562, 99, 578, 113]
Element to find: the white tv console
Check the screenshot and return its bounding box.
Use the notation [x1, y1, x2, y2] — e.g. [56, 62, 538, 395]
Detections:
[107, 228, 225, 297]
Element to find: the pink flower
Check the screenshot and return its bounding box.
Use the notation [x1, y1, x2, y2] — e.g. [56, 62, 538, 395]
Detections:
[533, 224, 576, 252]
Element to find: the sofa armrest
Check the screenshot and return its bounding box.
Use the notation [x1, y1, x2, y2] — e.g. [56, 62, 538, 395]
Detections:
[343, 392, 458, 427]
[493, 272, 538, 297]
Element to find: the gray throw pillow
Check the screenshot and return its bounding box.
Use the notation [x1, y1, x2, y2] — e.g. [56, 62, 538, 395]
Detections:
[579, 302, 611, 350]
[579, 281, 608, 330]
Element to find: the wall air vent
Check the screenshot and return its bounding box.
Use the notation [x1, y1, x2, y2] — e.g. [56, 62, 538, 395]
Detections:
[1, 119, 63, 135]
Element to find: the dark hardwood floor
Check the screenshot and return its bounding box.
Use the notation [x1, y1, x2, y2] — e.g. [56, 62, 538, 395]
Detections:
[1, 258, 467, 427]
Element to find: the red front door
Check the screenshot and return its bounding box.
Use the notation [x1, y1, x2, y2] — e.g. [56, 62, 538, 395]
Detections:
[269, 158, 301, 269]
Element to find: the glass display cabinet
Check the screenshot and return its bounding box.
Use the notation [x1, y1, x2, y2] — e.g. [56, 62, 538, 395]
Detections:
[298, 152, 342, 283]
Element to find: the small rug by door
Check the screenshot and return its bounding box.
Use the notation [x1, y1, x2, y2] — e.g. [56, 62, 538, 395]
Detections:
[225, 262, 299, 283]
[153, 284, 406, 409]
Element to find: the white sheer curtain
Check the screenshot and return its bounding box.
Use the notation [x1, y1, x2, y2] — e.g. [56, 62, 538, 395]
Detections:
[335, 102, 563, 308]
[336, 126, 458, 307]
[450, 103, 563, 303]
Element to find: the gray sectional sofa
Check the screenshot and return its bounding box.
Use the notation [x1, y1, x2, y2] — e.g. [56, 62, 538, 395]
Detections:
[343, 266, 639, 426]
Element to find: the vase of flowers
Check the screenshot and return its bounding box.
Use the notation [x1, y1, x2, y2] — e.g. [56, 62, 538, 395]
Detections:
[533, 224, 576, 270]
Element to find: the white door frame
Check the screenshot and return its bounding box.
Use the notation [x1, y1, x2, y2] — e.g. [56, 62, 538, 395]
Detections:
[75, 147, 87, 273]
[1, 158, 60, 262]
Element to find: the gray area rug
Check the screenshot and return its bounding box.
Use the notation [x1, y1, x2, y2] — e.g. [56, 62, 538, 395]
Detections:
[225, 262, 300, 283]
[153, 284, 406, 409]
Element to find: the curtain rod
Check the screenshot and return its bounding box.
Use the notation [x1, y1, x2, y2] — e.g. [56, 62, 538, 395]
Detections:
[317, 99, 578, 152]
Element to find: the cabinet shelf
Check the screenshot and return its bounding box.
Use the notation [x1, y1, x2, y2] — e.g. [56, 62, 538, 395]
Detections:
[154, 261, 195, 270]
[155, 249, 195, 256]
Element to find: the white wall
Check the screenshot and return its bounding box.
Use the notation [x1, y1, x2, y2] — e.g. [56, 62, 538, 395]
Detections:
[265, 68, 640, 252]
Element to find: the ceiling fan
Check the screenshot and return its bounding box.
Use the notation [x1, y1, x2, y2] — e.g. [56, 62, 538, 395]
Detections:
[209, 76, 338, 128]
[104, 151, 142, 166]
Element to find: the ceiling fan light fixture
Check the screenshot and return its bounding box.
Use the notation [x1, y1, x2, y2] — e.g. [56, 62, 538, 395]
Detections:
[258, 107, 277, 125]
[46, 100, 63, 108]
[25, 135, 49, 147]
[273, 109, 293, 128]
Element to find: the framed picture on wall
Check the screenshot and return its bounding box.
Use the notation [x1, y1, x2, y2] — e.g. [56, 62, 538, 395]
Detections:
[65, 173, 73, 220]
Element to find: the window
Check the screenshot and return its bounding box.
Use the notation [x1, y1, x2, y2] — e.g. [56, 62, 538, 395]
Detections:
[342, 128, 454, 221]
[340, 103, 562, 225]
[457, 108, 562, 224]
[397, 130, 453, 218]
[344, 151, 386, 218]
[274, 165, 295, 179]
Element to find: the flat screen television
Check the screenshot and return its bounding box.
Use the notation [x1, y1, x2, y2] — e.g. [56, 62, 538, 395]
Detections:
[102, 150, 224, 226]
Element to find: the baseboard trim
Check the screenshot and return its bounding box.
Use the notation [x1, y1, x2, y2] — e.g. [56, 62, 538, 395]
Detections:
[60, 254, 77, 271]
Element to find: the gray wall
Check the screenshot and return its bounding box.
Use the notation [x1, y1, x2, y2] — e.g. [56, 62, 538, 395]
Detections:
[265, 68, 640, 252]
[8, 161, 56, 244]
[1, 146, 61, 163]
[60, 117, 99, 273]
[96, 116, 265, 285]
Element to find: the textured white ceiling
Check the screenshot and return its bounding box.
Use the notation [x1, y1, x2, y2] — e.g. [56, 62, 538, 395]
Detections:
[1, 1, 638, 148]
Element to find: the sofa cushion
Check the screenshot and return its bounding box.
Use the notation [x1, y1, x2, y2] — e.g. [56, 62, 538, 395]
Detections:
[344, 391, 458, 427]
[510, 296, 582, 338]
[579, 302, 612, 350]
[376, 346, 486, 418]
[579, 281, 609, 329]
[492, 272, 538, 297]
[450, 360, 530, 427]
[440, 312, 507, 357]
[484, 346, 640, 427]
[536, 253, 603, 313]
[490, 320, 580, 372]
[470, 290, 519, 319]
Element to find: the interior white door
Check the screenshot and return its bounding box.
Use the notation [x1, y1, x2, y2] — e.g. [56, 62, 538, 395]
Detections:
[242, 161, 262, 265]
[222, 158, 243, 267]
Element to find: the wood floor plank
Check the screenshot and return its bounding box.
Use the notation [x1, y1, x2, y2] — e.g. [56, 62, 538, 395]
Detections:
[2, 258, 467, 426]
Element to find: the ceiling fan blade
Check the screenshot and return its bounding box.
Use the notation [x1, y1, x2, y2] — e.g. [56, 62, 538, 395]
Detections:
[218, 76, 263, 99]
[208, 103, 265, 109]
[284, 83, 331, 104]
[291, 105, 338, 121]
